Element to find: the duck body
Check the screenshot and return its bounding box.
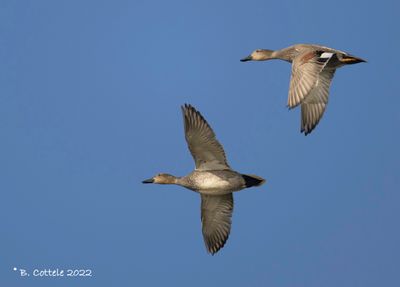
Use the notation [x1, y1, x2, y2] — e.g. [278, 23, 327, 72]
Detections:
[245, 44, 365, 66]
[241, 43, 366, 135]
[179, 170, 245, 194]
[178, 170, 262, 195]
[142, 104, 265, 255]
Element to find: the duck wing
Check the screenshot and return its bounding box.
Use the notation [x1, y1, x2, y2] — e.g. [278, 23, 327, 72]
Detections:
[182, 104, 230, 171]
[288, 50, 336, 109]
[300, 68, 335, 135]
[200, 193, 233, 255]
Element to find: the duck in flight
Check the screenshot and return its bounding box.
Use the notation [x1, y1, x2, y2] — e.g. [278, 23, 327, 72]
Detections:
[142, 104, 265, 254]
[241, 44, 366, 135]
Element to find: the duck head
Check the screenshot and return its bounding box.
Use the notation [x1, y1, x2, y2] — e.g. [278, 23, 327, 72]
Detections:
[241, 49, 274, 62]
[142, 173, 178, 184]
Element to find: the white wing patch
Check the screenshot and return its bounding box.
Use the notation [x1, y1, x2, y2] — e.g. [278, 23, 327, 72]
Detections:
[320, 52, 334, 59]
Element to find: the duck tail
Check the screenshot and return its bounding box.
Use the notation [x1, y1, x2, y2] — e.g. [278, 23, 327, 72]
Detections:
[339, 54, 366, 64]
[242, 174, 266, 188]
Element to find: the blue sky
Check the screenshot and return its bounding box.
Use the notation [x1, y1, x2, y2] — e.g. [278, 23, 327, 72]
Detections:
[1, 0, 399, 286]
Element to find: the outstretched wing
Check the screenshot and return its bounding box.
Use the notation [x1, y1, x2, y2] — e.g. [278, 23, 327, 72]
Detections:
[300, 68, 336, 135]
[182, 104, 230, 171]
[201, 193, 233, 255]
[288, 50, 336, 108]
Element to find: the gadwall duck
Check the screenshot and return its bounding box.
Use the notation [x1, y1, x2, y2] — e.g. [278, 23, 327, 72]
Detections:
[143, 104, 265, 255]
[241, 44, 366, 135]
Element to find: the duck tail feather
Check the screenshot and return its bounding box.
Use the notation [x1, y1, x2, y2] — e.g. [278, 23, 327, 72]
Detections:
[340, 55, 366, 64]
[242, 174, 266, 188]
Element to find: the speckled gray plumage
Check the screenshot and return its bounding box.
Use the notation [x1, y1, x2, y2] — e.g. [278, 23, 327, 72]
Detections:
[142, 104, 265, 255]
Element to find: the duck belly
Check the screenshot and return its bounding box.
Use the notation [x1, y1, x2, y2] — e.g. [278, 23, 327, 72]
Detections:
[188, 171, 244, 195]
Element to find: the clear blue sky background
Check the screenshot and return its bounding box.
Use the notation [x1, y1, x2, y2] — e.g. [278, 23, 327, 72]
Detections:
[1, 0, 399, 286]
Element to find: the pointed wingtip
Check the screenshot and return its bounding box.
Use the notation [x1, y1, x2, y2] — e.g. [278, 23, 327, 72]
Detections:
[181, 103, 190, 110]
[181, 103, 196, 117]
[181, 103, 197, 113]
[301, 127, 312, 136]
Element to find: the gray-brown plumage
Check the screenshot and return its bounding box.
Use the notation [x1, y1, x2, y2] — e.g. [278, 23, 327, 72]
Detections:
[241, 44, 366, 135]
[142, 104, 265, 254]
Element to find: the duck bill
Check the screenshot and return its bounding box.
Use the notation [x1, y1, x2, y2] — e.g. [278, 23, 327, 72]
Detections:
[142, 178, 154, 184]
[240, 55, 253, 62]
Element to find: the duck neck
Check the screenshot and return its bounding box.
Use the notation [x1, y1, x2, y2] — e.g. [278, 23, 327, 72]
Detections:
[258, 49, 291, 62]
[272, 47, 297, 62]
[175, 176, 187, 187]
[158, 174, 180, 185]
